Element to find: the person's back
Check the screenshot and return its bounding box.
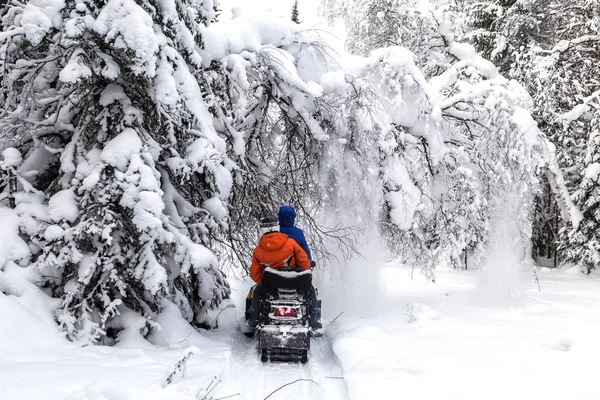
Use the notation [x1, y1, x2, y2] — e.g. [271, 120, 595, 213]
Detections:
[250, 229, 310, 284]
[278, 205, 312, 261]
[278, 205, 322, 334]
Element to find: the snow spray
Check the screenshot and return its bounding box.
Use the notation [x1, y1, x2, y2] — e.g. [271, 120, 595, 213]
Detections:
[474, 192, 534, 306]
[312, 140, 386, 317]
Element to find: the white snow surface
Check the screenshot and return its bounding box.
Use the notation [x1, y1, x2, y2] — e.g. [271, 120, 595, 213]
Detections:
[0, 209, 30, 267]
[328, 263, 600, 400]
[93, 0, 159, 75]
[2, 257, 600, 399]
[100, 128, 143, 171]
[48, 189, 79, 223]
[2, 147, 23, 167]
[19, 0, 65, 46]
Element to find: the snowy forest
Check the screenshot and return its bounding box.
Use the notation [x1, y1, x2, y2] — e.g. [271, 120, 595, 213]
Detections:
[0, 0, 599, 398]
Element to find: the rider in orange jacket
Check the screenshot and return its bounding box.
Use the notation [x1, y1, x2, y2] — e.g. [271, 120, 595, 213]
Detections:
[246, 215, 322, 334]
[249, 222, 311, 284]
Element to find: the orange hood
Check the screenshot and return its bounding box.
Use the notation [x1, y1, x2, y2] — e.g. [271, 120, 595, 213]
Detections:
[258, 232, 288, 251]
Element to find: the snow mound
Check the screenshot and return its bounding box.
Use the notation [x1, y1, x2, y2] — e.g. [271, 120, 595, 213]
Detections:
[48, 189, 78, 222]
[2, 147, 22, 167]
[65, 380, 130, 400]
[331, 324, 387, 372]
[108, 305, 155, 350]
[0, 209, 30, 266]
[546, 334, 574, 352]
[0, 286, 63, 352]
[332, 335, 379, 372]
[100, 128, 142, 170]
[148, 300, 218, 349]
[406, 303, 441, 323]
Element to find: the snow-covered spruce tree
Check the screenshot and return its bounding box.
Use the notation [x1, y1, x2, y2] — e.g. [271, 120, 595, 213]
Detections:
[291, 0, 300, 24]
[0, 0, 231, 344]
[561, 117, 600, 273]
[322, 0, 551, 270]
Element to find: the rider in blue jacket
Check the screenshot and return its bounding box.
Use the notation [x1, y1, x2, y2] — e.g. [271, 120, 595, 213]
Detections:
[278, 205, 322, 334]
[278, 205, 312, 262]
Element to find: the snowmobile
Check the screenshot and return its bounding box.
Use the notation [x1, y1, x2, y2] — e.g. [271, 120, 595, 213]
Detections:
[247, 267, 313, 363]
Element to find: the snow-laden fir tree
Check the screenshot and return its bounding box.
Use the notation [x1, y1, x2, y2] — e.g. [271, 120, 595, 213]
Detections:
[291, 0, 300, 23]
[561, 116, 600, 272]
[0, 0, 231, 344]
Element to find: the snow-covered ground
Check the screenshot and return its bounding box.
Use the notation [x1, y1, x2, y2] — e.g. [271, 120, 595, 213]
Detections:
[1, 263, 599, 399]
[330, 264, 600, 400]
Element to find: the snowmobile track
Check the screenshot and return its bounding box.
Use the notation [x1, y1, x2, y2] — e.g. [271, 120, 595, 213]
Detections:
[211, 325, 350, 400]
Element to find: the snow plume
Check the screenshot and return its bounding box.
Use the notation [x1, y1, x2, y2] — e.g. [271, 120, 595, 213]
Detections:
[475, 193, 534, 306]
[317, 229, 385, 317]
[312, 136, 386, 315]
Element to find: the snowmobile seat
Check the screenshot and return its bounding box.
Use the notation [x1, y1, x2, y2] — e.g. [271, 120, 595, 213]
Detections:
[261, 267, 312, 300]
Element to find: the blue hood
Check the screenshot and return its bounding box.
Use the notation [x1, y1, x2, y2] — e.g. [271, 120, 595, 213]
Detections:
[278, 205, 296, 227]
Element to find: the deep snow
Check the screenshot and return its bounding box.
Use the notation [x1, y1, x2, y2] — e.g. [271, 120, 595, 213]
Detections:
[1, 262, 599, 399]
[330, 264, 600, 400]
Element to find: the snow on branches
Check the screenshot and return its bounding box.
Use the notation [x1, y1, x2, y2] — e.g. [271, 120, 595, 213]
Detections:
[461, 0, 598, 264]
[322, 0, 552, 272]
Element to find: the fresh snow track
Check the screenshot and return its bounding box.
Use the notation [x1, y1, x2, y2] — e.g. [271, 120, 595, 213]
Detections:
[212, 322, 350, 400]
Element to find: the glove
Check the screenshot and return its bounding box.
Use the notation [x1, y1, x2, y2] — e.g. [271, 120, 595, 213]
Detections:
[310, 261, 316, 270]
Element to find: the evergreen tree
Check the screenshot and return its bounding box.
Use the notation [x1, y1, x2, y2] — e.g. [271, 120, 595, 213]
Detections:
[291, 0, 300, 24]
[0, 0, 230, 344]
[561, 117, 600, 273]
